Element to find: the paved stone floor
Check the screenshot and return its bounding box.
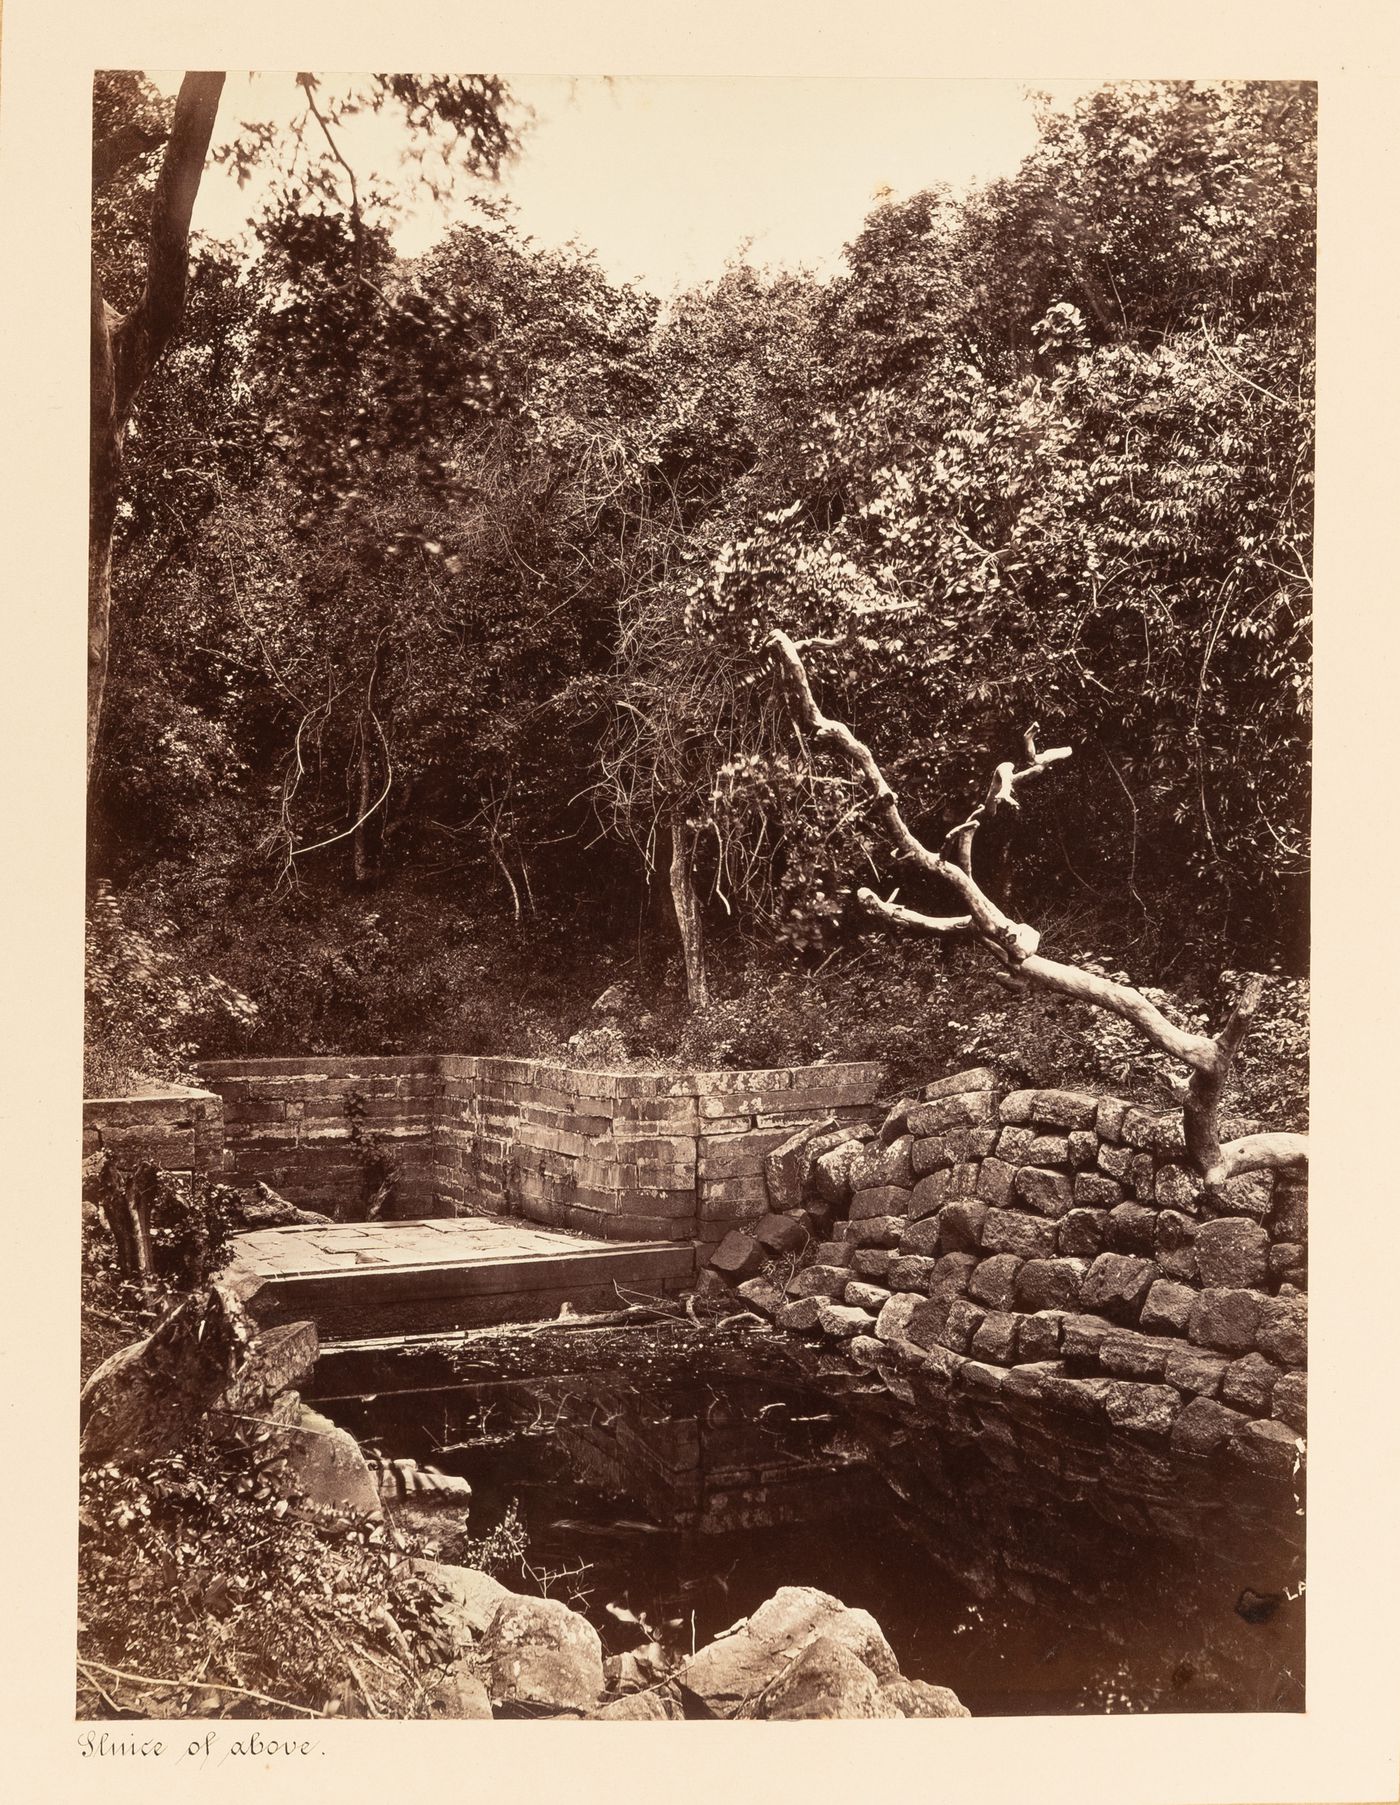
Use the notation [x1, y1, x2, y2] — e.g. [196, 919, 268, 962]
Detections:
[230, 1214, 631, 1276]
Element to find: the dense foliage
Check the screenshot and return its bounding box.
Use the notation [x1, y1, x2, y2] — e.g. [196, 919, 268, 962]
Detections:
[88, 77, 1311, 1112]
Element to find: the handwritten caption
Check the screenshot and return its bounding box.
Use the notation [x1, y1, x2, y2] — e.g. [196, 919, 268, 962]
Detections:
[78, 1730, 323, 1765]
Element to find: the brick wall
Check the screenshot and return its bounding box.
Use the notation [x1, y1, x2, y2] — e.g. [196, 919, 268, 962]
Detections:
[83, 1082, 224, 1176]
[198, 1057, 441, 1216]
[191, 1055, 884, 1241]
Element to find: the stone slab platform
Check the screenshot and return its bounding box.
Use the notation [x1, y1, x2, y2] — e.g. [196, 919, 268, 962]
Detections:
[224, 1215, 697, 1342]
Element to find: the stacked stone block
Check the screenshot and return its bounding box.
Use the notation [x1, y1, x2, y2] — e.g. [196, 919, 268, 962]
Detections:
[729, 1066, 1309, 1480]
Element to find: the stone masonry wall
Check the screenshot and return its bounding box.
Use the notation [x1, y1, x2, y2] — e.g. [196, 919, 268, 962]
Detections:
[198, 1057, 441, 1215]
[83, 1082, 224, 1177]
[193, 1055, 883, 1243]
[699, 1065, 1308, 1486]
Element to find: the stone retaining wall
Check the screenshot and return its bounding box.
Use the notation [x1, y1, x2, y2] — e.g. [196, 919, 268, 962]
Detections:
[82, 1082, 224, 1177]
[699, 1065, 1309, 1485]
[190, 1055, 883, 1243]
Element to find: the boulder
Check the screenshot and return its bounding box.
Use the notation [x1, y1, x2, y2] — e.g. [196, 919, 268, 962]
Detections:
[787, 1263, 850, 1299]
[850, 1184, 913, 1221]
[817, 1302, 876, 1339]
[907, 1092, 997, 1136]
[881, 1675, 971, 1718]
[850, 1135, 916, 1192]
[1221, 1351, 1281, 1415]
[589, 1689, 677, 1721]
[776, 1297, 824, 1332]
[975, 1158, 1016, 1206]
[279, 1404, 383, 1520]
[810, 1138, 869, 1209]
[1171, 1396, 1252, 1456]
[1015, 1257, 1087, 1313]
[850, 1247, 894, 1282]
[1026, 1134, 1072, 1168]
[764, 1120, 838, 1213]
[967, 1254, 1024, 1310]
[480, 1595, 605, 1716]
[680, 1587, 897, 1717]
[1106, 1203, 1158, 1256]
[747, 1636, 899, 1720]
[845, 1281, 892, 1312]
[411, 1562, 512, 1643]
[1030, 1089, 1099, 1130]
[1255, 1295, 1307, 1367]
[1140, 1279, 1196, 1336]
[424, 1658, 494, 1719]
[909, 1169, 952, 1215]
[1073, 1172, 1122, 1209]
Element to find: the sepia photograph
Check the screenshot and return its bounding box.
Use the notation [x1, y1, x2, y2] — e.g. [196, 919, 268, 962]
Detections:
[70, 61, 1325, 1732]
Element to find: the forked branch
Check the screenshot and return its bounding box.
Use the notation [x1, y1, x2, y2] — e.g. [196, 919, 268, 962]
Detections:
[766, 629, 1306, 1188]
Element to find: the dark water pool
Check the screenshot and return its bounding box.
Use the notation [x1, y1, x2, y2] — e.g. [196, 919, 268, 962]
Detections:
[323, 1365, 1304, 1717]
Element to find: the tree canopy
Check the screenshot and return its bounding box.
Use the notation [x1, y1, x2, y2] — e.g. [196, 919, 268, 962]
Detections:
[86, 77, 1312, 1116]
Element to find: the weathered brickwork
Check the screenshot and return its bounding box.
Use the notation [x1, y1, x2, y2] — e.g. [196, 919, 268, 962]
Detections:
[184, 1055, 883, 1240]
[83, 1083, 224, 1177]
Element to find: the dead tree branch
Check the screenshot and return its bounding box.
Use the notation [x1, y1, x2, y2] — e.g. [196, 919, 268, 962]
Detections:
[766, 629, 1307, 1188]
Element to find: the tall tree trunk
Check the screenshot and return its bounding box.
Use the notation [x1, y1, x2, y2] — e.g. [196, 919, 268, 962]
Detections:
[88, 72, 225, 775]
[669, 814, 708, 1010]
[352, 732, 373, 882]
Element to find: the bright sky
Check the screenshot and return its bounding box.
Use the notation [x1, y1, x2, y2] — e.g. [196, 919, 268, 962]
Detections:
[154, 73, 1098, 296]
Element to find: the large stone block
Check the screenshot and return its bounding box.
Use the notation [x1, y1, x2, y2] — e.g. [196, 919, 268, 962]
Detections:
[1161, 1342, 1226, 1393]
[1101, 1380, 1180, 1436]
[1171, 1395, 1252, 1456]
[849, 1184, 912, 1221]
[1015, 1256, 1087, 1313]
[809, 1139, 869, 1210]
[776, 1297, 824, 1332]
[1187, 1287, 1265, 1355]
[1255, 1295, 1307, 1367]
[907, 1091, 998, 1136]
[1271, 1371, 1307, 1432]
[874, 1292, 923, 1342]
[845, 1214, 907, 1249]
[1067, 1130, 1099, 1169]
[1016, 1311, 1066, 1363]
[817, 1302, 876, 1339]
[897, 1214, 944, 1257]
[938, 1200, 988, 1254]
[481, 1595, 605, 1715]
[1031, 1089, 1099, 1130]
[1222, 1351, 1281, 1415]
[735, 1277, 784, 1316]
[1057, 1208, 1108, 1259]
[1229, 1417, 1300, 1479]
[1140, 1279, 1196, 1336]
[922, 1066, 999, 1099]
[1098, 1330, 1175, 1381]
[850, 1247, 894, 1283]
[1026, 1134, 1072, 1168]
[1073, 1172, 1123, 1210]
[908, 1169, 951, 1216]
[787, 1263, 851, 1299]
[995, 1125, 1036, 1166]
[1155, 1164, 1205, 1213]
[1216, 1169, 1274, 1223]
[1013, 1166, 1074, 1218]
[1079, 1253, 1158, 1323]
[980, 1208, 1057, 1260]
[887, 1254, 940, 1293]
[1154, 1209, 1199, 1282]
[976, 1158, 1016, 1206]
[939, 1297, 986, 1354]
[709, 1232, 766, 1281]
[970, 1311, 1019, 1365]
[1106, 1202, 1157, 1256]
[1194, 1217, 1269, 1290]
[967, 1253, 1024, 1310]
[850, 1136, 916, 1192]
